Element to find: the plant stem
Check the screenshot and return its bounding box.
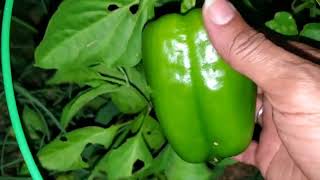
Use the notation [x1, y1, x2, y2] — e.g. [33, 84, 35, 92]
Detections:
[31, 104, 51, 140]
[0, 92, 5, 101]
[11, 16, 38, 34]
[292, 1, 314, 13]
[18, 65, 34, 81]
[0, 177, 31, 180]
[118, 67, 130, 85]
[40, 0, 48, 14]
[14, 83, 66, 134]
[0, 10, 37, 34]
[39, 135, 46, 149]
[100, 76, 126, 86]
[1, 133, 10, 175]
[0, 141, 17, 146]
[0, 158, 24, 169]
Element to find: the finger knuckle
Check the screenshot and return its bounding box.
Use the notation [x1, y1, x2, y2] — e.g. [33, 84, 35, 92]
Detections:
[229, 28, 268, 65]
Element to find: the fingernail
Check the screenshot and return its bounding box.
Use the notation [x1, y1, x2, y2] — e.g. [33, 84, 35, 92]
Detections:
[204, 0, 236, 25]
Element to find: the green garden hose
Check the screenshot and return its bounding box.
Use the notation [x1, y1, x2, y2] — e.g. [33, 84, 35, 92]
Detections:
[1, 0, 43, 179]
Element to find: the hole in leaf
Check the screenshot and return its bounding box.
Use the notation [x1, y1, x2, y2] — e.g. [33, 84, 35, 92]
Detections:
[129, 4, 139, 14]
[108, 4, 119, 11]
[82, 156, 89, 163]
[132, 159, 145, 173]
[81, 143, 93, 163]
[60, 136, 67, 142]
[88, 63, 100, 68]
[146, 131, 152, 135]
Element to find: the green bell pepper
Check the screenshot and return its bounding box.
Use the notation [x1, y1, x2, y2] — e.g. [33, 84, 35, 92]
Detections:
[142, 9, 257, 163]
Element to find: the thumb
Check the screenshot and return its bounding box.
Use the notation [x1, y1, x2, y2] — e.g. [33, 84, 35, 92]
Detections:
[202, 0, 303, 91]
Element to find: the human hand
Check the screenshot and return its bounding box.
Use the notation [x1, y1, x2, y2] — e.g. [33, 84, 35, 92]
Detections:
[202, 0, 320, 179]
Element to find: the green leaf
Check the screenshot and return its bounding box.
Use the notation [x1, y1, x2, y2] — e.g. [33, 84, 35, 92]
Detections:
[300, 23, 320, 42]
[47, 66, 104, 85]
[94, 63, 151, 99]
[111, 125, 132, 149]
[136, 145, 213, 180]
[181, 0, 196, 13]
[85, 80, 110, 88]
[95, 101, 120, 126]
[242, 0, 257, 11]
[164, 147, 213, 180]
[141, 116, 165, 150]
[91, 63, 125, 79]
[89, 133, 153, 180]
[85, 96, 109, 110]
[38, 126, 119, 171]
[134, 146, 171, 178]
[22, 105, 49, 140]
[60, 84, 119, 128]
[19, 163, 29, 176]
[265, 11, 298, 36]
[48, 63, 135, 87]
[130, 109, 148, 133]
[35, 0, 156, 69]
[111, 85, 147, 113]
[70, 169, 91, 180]
[124, 65, 151, 100]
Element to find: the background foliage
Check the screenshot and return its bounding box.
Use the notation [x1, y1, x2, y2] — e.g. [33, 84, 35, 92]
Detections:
[0, 0, 319, 179]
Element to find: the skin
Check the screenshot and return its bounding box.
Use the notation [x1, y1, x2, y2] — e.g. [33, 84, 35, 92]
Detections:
[203, 0, 320, 179]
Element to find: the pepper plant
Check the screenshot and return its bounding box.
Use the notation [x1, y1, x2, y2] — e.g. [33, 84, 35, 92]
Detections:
[0, 0, 319, 179]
